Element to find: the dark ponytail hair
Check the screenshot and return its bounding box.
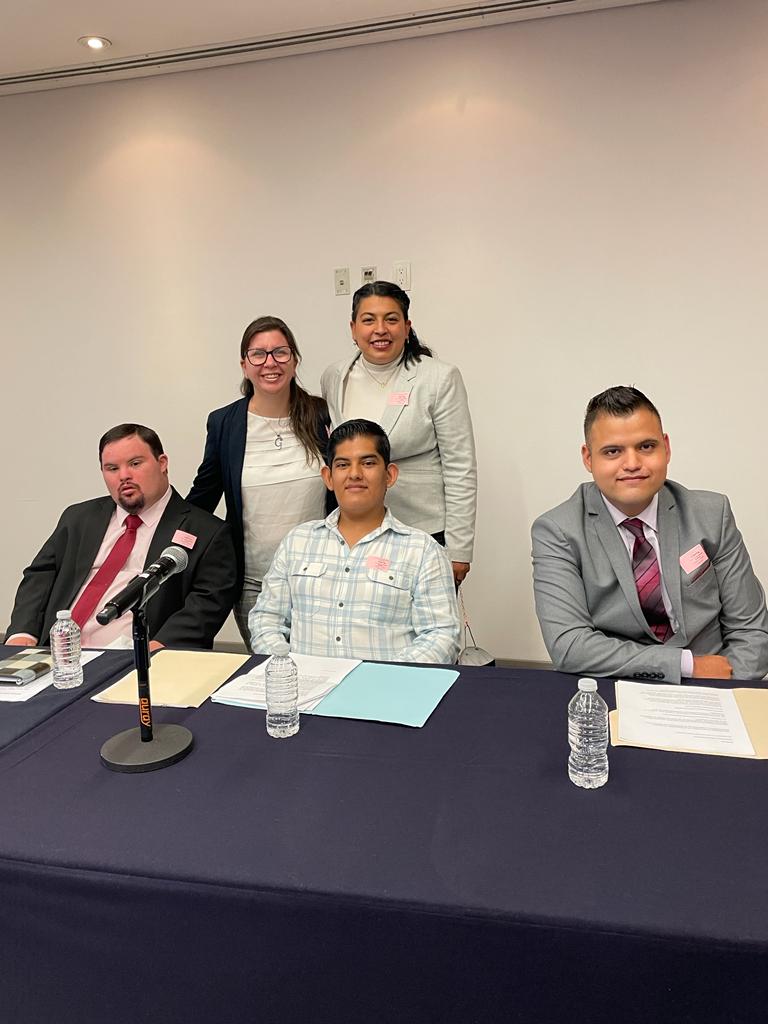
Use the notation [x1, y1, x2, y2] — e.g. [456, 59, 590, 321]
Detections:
[351, 281, 432, 367]
[239, 316, 326, 466]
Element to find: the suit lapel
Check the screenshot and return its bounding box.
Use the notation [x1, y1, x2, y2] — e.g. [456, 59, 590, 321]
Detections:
[587, 485, 654, 638]
[334, 356, 354, 422]
[144, 488, 186, 568]
[657, 484, 684, 638]
[227, 398, 248, 525]
[378, 361, 418, 435]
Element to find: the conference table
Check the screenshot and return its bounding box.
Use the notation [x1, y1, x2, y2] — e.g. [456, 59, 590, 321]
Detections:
[0, 658, 766, 1023]
[0, 646, 134, 752]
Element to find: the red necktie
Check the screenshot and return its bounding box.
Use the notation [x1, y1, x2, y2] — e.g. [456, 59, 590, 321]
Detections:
[621, 518, 673, 643]
[71, 514, 143, 628]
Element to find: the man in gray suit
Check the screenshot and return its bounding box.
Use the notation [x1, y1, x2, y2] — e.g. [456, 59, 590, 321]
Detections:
[532, 387, 768, 682]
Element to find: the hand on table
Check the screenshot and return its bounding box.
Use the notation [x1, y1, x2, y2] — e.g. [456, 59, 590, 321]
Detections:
[5, 634, 37, 646]
[692, 655, 733, 679]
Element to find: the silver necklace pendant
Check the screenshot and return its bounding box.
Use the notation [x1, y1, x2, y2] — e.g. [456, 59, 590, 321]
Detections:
[274, 435, 283, 449]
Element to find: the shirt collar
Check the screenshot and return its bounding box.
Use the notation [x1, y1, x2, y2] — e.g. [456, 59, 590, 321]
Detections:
[601, 490, 659, 533]
[114, 482, 172, 529]
[317, 505, 409, 541]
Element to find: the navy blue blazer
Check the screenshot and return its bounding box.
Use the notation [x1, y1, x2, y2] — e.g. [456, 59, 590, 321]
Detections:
[186, 396, 333, 593]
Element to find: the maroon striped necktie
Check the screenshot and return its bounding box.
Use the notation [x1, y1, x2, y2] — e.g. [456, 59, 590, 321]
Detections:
[71, 514, 143, 628]
[621, 518, 673, 643]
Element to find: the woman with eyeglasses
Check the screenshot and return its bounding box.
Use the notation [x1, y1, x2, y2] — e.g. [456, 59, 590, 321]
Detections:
[321, 281, 477, 586]
[187, 316, 331, 647]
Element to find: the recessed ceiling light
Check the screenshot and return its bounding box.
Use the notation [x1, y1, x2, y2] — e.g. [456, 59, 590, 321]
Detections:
[78, 36, 112, 51]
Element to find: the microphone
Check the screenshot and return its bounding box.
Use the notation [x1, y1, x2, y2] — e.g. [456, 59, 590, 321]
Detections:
[96, 545, 189, 625]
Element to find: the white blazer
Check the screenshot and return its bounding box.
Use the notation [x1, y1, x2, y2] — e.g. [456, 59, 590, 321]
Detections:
[321, 352, 477, 563]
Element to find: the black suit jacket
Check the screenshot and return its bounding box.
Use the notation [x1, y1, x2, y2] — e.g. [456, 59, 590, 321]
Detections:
[7, 488, 237, 649]
[186, 396, 334, 592]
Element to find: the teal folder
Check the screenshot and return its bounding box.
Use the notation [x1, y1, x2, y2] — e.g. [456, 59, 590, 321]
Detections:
[311, 662, 459, 727]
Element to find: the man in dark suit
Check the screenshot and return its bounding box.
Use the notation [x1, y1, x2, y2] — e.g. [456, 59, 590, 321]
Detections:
[6, 423, 237, 650]
[532, 387, 768, 683]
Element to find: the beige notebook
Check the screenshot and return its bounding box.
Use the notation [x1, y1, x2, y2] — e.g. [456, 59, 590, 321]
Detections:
[610, 688, 768, 759]
[93, 650, 250, 708]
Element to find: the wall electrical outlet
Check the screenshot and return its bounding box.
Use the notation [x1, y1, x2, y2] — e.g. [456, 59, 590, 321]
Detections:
[393, 260, 411, 290]
[334, 267, 350, 296]
[361, 265, 376, 285]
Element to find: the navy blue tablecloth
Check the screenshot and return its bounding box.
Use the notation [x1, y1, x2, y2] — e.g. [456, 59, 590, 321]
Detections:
[0, 645, 134, 751]
[0, 664, 766, 1023]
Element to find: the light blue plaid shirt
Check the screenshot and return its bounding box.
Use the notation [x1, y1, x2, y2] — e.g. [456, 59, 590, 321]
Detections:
[249, 508, 460, 664]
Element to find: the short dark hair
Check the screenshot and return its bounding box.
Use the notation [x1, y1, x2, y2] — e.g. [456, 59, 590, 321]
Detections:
[98, 423, 164, 462]
[583, 386, 662, 443]
[325, 419, 391, 466]
[351, 280, 432, 367]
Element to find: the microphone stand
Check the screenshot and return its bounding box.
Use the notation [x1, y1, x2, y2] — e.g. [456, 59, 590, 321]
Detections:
[100, 589, 194, 773]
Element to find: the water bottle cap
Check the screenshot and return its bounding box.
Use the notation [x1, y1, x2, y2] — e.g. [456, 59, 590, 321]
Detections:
[578, 678, 598, 692]
[56, 609, 73, 620]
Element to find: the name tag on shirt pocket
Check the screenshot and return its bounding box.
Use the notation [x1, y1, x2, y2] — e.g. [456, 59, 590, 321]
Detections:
[367, 568, 412, 591]
[291, 562, 327, 579]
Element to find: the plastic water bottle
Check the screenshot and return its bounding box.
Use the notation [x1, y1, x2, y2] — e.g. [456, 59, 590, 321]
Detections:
[50, 610, 83, 689]
[265, 642, 299, 738]
[568, 677, 608, 789]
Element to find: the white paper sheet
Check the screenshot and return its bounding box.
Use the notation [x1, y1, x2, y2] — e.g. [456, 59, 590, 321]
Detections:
[212, 654, 361, 711]
[0, 651, 103, 703]
[615, 680, 755, 756]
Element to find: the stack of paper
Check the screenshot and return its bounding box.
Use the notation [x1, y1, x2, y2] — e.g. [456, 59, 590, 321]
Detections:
[212, 654, 361, 712]
[610, 680, 768, 759]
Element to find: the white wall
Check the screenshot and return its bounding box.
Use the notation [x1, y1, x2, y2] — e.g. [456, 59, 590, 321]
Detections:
[2, 0, 766, 658]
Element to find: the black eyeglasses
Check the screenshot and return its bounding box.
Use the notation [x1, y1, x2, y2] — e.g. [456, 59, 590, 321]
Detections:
[245, 346, 293, 366]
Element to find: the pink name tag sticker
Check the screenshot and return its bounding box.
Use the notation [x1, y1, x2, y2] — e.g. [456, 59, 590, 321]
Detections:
[388, 391, 410, 406]
[367, 556, 391, 571]
[172, 529, 197, 550]
[680, 543, 707, 574]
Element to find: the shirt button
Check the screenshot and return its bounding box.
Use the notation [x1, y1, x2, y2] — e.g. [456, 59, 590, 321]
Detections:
[335, 636, 341, 642]
[338, 602, 344, 607]
[389, 575, 394, 581]
[344, 567, 350, 573]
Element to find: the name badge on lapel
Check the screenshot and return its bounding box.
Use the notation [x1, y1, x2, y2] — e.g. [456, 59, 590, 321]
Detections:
[172, 529, 197, 550]
[388, 391, 409, 406]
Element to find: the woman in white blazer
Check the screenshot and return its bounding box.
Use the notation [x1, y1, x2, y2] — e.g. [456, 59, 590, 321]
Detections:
[321, 281, 477, 584]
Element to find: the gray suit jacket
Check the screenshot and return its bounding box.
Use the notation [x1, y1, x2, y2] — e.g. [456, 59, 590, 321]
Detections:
[531, 480, 768, 682]
[321, 353, 477, 562]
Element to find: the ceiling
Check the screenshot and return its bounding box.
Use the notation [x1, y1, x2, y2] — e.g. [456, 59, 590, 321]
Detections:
[0, 0, 666, 96]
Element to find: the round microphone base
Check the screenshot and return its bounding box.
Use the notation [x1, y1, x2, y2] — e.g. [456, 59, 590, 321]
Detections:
[100, 724, 193, 773]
